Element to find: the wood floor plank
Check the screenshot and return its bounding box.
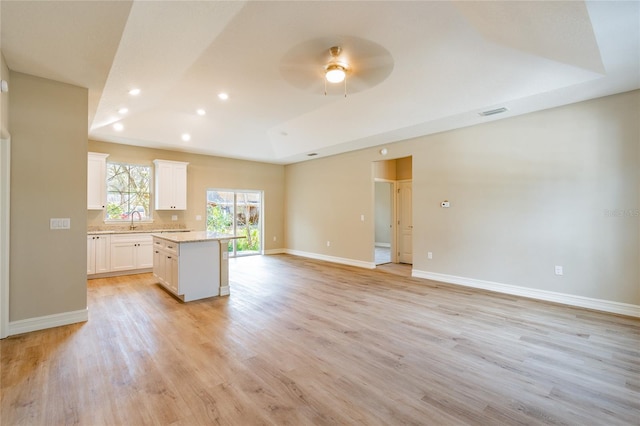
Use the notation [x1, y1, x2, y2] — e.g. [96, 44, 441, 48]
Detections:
[1, 254, 639, 425]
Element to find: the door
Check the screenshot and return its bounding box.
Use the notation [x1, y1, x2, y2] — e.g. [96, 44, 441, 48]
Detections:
[207, 189, 262, 257]
[398, 181, 413, 264]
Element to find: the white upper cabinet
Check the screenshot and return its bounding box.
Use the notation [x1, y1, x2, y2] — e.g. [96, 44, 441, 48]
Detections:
[87, 152, 109, 210]
[153, 159, 188, 210]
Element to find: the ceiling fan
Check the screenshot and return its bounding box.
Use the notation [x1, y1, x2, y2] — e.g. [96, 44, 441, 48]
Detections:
[280, 36, 394, 96]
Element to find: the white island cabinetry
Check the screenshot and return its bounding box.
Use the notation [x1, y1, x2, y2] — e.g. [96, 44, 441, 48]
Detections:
[152, 232, 239, 302]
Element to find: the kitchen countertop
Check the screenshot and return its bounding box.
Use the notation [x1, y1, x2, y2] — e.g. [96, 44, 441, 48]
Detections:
[151, 231, 244, 243]
[88, 229, 191, 235]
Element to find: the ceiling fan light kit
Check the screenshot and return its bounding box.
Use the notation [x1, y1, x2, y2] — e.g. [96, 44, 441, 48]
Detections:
[324, 46, 349, 97]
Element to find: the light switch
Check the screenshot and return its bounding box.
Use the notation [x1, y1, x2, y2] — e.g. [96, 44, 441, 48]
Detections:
[50, 218, 70, 229]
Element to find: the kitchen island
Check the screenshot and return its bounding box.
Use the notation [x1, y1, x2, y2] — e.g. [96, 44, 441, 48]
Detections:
[151, 231, 243, 302]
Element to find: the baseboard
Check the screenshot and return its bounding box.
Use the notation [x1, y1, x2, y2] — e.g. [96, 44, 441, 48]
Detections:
[263, 248, 286, 255]
[88, 268, 152, 279]
[8, 308, 89, 336]
[219, 285, 230, 296]
[285, 249, 376, 269]
[412, 270, 640, 318]
[375, 242, 391, 248]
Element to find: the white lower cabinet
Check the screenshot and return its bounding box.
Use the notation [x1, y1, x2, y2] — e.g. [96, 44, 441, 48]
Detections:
[153, 238, 180, 295]
[87, 234, 110, 275]
[109, 233, 153, 272]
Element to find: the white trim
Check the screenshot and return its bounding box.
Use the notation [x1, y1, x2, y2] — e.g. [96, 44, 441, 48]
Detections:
[375, 242, 391, 248]
[412, 269, 640, 318]
[219, 285, 230, 296]
[8, 308, 88, 336]
[0, 137, 9, 339]
[264, 248, 285, 255]
[285, 249, 376, 269]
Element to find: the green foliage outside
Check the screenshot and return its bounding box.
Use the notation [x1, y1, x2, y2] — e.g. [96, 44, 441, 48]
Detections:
[207, 201, 260, 253]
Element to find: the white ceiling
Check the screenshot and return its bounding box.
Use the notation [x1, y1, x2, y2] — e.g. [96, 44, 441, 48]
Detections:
[2, 1, 639, 164]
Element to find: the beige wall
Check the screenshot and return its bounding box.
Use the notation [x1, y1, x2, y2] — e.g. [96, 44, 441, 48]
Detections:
[286, 91, 640, 305]
[9, 72, 88, 321]
[87, 140, 285, 251]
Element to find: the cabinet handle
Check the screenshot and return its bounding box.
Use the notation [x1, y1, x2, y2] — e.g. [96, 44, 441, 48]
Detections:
[167, 256, 172, 259]
[155, 251, 159, 253]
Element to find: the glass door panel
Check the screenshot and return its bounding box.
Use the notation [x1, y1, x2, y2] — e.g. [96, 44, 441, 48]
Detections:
[206, 189, 262, 257]
[235, 191, 261, 256]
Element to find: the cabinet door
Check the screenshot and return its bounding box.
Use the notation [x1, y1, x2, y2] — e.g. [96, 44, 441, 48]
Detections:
[94, 235, 111, 274]
[153, 248, 164, 282]
[87, 236, 96, 275]
[87, 153, 108, 210]
[171, 256, 179, 293]
[136, 239, 154, 269]
[164, 253, 178, 294]
[110, 241, 136, 271]
[154, 160, 188, 210]
[154, 161, 174, 210]
[172, 163, 188, 210]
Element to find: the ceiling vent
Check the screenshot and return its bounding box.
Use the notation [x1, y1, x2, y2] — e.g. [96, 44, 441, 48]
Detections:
[479, 107, 508, 117]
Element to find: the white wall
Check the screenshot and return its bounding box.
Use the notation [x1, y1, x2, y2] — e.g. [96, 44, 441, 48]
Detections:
[285, 91, 640, 307]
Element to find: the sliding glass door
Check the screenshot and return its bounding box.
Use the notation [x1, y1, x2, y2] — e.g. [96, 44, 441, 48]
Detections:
[206, 189, 262, 257]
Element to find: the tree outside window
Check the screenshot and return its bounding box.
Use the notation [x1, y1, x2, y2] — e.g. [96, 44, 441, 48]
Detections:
[106, 163, 151, 221]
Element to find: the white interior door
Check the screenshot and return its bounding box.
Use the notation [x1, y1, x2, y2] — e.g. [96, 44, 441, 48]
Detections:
[397, 181, 413, 264]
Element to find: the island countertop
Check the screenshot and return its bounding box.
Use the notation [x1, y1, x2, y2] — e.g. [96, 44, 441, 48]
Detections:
[150, 231, 244, 244]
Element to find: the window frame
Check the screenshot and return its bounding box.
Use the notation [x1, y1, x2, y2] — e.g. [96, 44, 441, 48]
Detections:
[104, 161, 154, 224]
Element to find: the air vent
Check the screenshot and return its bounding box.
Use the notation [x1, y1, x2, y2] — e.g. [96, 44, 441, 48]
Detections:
[479, 107, 508, 117]
[307, 153, 318, 157]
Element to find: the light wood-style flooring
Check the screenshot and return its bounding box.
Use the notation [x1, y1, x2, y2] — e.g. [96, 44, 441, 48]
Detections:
[1, 254, 639, 425]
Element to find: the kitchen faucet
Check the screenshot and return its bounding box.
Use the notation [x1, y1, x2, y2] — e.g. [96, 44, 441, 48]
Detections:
[130, 210, 142, 230]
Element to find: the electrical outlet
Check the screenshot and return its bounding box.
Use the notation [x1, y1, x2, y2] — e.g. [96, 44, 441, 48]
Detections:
[196, 215, 202, 221]
[273, 236, 277, 242]
[360, 214, 365, 222]
[171, 215, 178, 221]
[326, 241, 331, 247]
[428, 252, 433, 259]
[555, 265, 563, 276]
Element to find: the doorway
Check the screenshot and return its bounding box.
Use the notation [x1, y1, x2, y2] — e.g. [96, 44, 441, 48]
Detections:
[373, 156, 412, 266]
[374, 181, 393, 264]
[206, 189, 263, 257]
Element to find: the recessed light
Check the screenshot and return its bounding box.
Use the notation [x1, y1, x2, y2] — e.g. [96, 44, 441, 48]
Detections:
[181, 133, 191, 142]
[196, 109, 206, 116]
[128, 88, 141, 96]
[380, 148, 388, 155]
[113, 123, 124, 131]
[218, 92, 229, 100]
[118, 107, 129, 114]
